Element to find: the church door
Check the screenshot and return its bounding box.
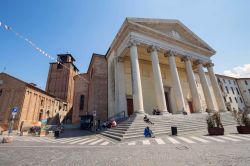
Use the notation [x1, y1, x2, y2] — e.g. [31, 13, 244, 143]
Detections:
[164, 92, 172, 113]
[188, 101, 194, 113]
[127, 99, 134, 116]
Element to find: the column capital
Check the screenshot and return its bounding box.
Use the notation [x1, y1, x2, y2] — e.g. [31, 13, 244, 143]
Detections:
[164, 50, 176, 57]
[181, 55, 193, 62]
[127, 39, 140, 48]
[116, 56, 125, 62]
[194, 59, 206, 66]
[205, 62, 214, 68]
[147, 45, 160, 53]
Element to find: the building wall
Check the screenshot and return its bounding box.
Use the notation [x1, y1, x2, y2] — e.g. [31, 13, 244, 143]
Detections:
[20, 87, 56, 128]
[0, 73, 26, 130]
[88, 56, 108, 121]
[237, 79, 250, 108]
[0, 73, 67, 131]
[216, 76, 245, 111]
[72, 74, 89, 124]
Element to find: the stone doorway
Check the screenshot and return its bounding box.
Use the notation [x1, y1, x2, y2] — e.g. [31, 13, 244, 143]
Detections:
[126, 98, 134, 116]
[188, 101, 194, 113]
[164, 92, 172, 113]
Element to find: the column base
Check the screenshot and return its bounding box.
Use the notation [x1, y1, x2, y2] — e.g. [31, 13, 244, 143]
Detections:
[160, 111, 172, 116]
[134, 110, 145, 114]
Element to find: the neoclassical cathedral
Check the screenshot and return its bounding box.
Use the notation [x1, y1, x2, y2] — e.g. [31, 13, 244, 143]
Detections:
[72, 18, 229, 124]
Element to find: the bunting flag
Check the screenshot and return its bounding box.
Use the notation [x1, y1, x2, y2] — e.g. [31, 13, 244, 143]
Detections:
[0, 20, 88, 82]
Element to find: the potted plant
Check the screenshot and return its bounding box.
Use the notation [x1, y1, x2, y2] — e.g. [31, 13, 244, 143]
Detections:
[206, 112, 224, 135]
[232, 109, 250, 134]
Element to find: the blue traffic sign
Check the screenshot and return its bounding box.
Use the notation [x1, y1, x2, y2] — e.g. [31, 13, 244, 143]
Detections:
[12, 107, 19, 113]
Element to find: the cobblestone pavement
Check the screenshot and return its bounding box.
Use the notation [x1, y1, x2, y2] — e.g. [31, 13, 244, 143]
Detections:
[1, 134, 250, 166]
[2, 133, 250, 147]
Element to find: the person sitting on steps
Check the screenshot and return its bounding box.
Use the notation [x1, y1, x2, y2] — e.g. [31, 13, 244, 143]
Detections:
[152, 107, 160, 115]
[144, 126, 155, 138]
[143, 115, 154, 125]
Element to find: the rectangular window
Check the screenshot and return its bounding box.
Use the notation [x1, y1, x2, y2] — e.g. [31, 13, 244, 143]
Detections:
[249, 89, 250, 93]
[229, 97, 232, 103]
[223, 79, 226, 83]
[220, 85, 223, 92]
[217, 78, 221, 83]
[234, 81, 236, 85]
[231, 87, 235, 94]
[245, 80, 248, 85]
[236, 88, 240, 95]
[240, 97, 243, 103]
[225, 86, 229, 94]
[0, 89, 2, 96]
[79, 95, 85, 111]
[228, 80, 231, 84]
[235, 97, 238, 103]
[223, 97, 227, 102]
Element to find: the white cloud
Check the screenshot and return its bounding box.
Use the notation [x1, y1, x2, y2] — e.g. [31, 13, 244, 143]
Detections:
[223, 64, 250, 78]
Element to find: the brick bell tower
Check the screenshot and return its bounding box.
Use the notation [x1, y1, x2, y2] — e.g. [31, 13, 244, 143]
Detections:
[46, 54, 79, 117]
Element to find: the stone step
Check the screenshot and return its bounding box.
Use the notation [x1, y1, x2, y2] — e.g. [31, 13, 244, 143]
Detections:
[100, 132, 123, 141]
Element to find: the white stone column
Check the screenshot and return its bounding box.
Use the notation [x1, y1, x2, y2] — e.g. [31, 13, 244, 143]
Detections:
[148, 46, 168, 114]
[129, 41, 144, 113]
[165, 51, 186, 113]
[207, 63, 226, 112]
[183, 56, 203, 112]
[197, 61, 216, 112]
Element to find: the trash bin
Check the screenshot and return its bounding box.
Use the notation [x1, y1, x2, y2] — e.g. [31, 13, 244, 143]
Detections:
[171, 126, 177, 136]
[54, 130, 60, 138]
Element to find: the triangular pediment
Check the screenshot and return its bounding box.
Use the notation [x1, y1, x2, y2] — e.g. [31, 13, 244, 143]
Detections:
[127, 18, 215, 53]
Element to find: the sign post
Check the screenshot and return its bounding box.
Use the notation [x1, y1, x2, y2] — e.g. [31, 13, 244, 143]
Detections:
[8, 107, 19, 136]
[93, 111, 96, 134]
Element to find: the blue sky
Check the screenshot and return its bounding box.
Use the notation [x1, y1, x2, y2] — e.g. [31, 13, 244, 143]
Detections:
[1, 0, 250, 89]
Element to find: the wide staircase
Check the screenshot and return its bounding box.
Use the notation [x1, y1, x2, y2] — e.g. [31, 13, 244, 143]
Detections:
[100, 112, 237, 141]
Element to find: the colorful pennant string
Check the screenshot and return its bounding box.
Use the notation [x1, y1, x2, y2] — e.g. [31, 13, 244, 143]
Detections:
[0, 21, 87, 82]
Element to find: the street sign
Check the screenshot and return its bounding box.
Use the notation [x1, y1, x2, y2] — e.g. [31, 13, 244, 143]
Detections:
[11, 107, 18, 113]
[11, 107, 18, 117]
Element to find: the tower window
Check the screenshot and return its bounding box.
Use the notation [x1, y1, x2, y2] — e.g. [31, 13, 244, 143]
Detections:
[57, 64, 63, 69]
[245, 80, 248, 85]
